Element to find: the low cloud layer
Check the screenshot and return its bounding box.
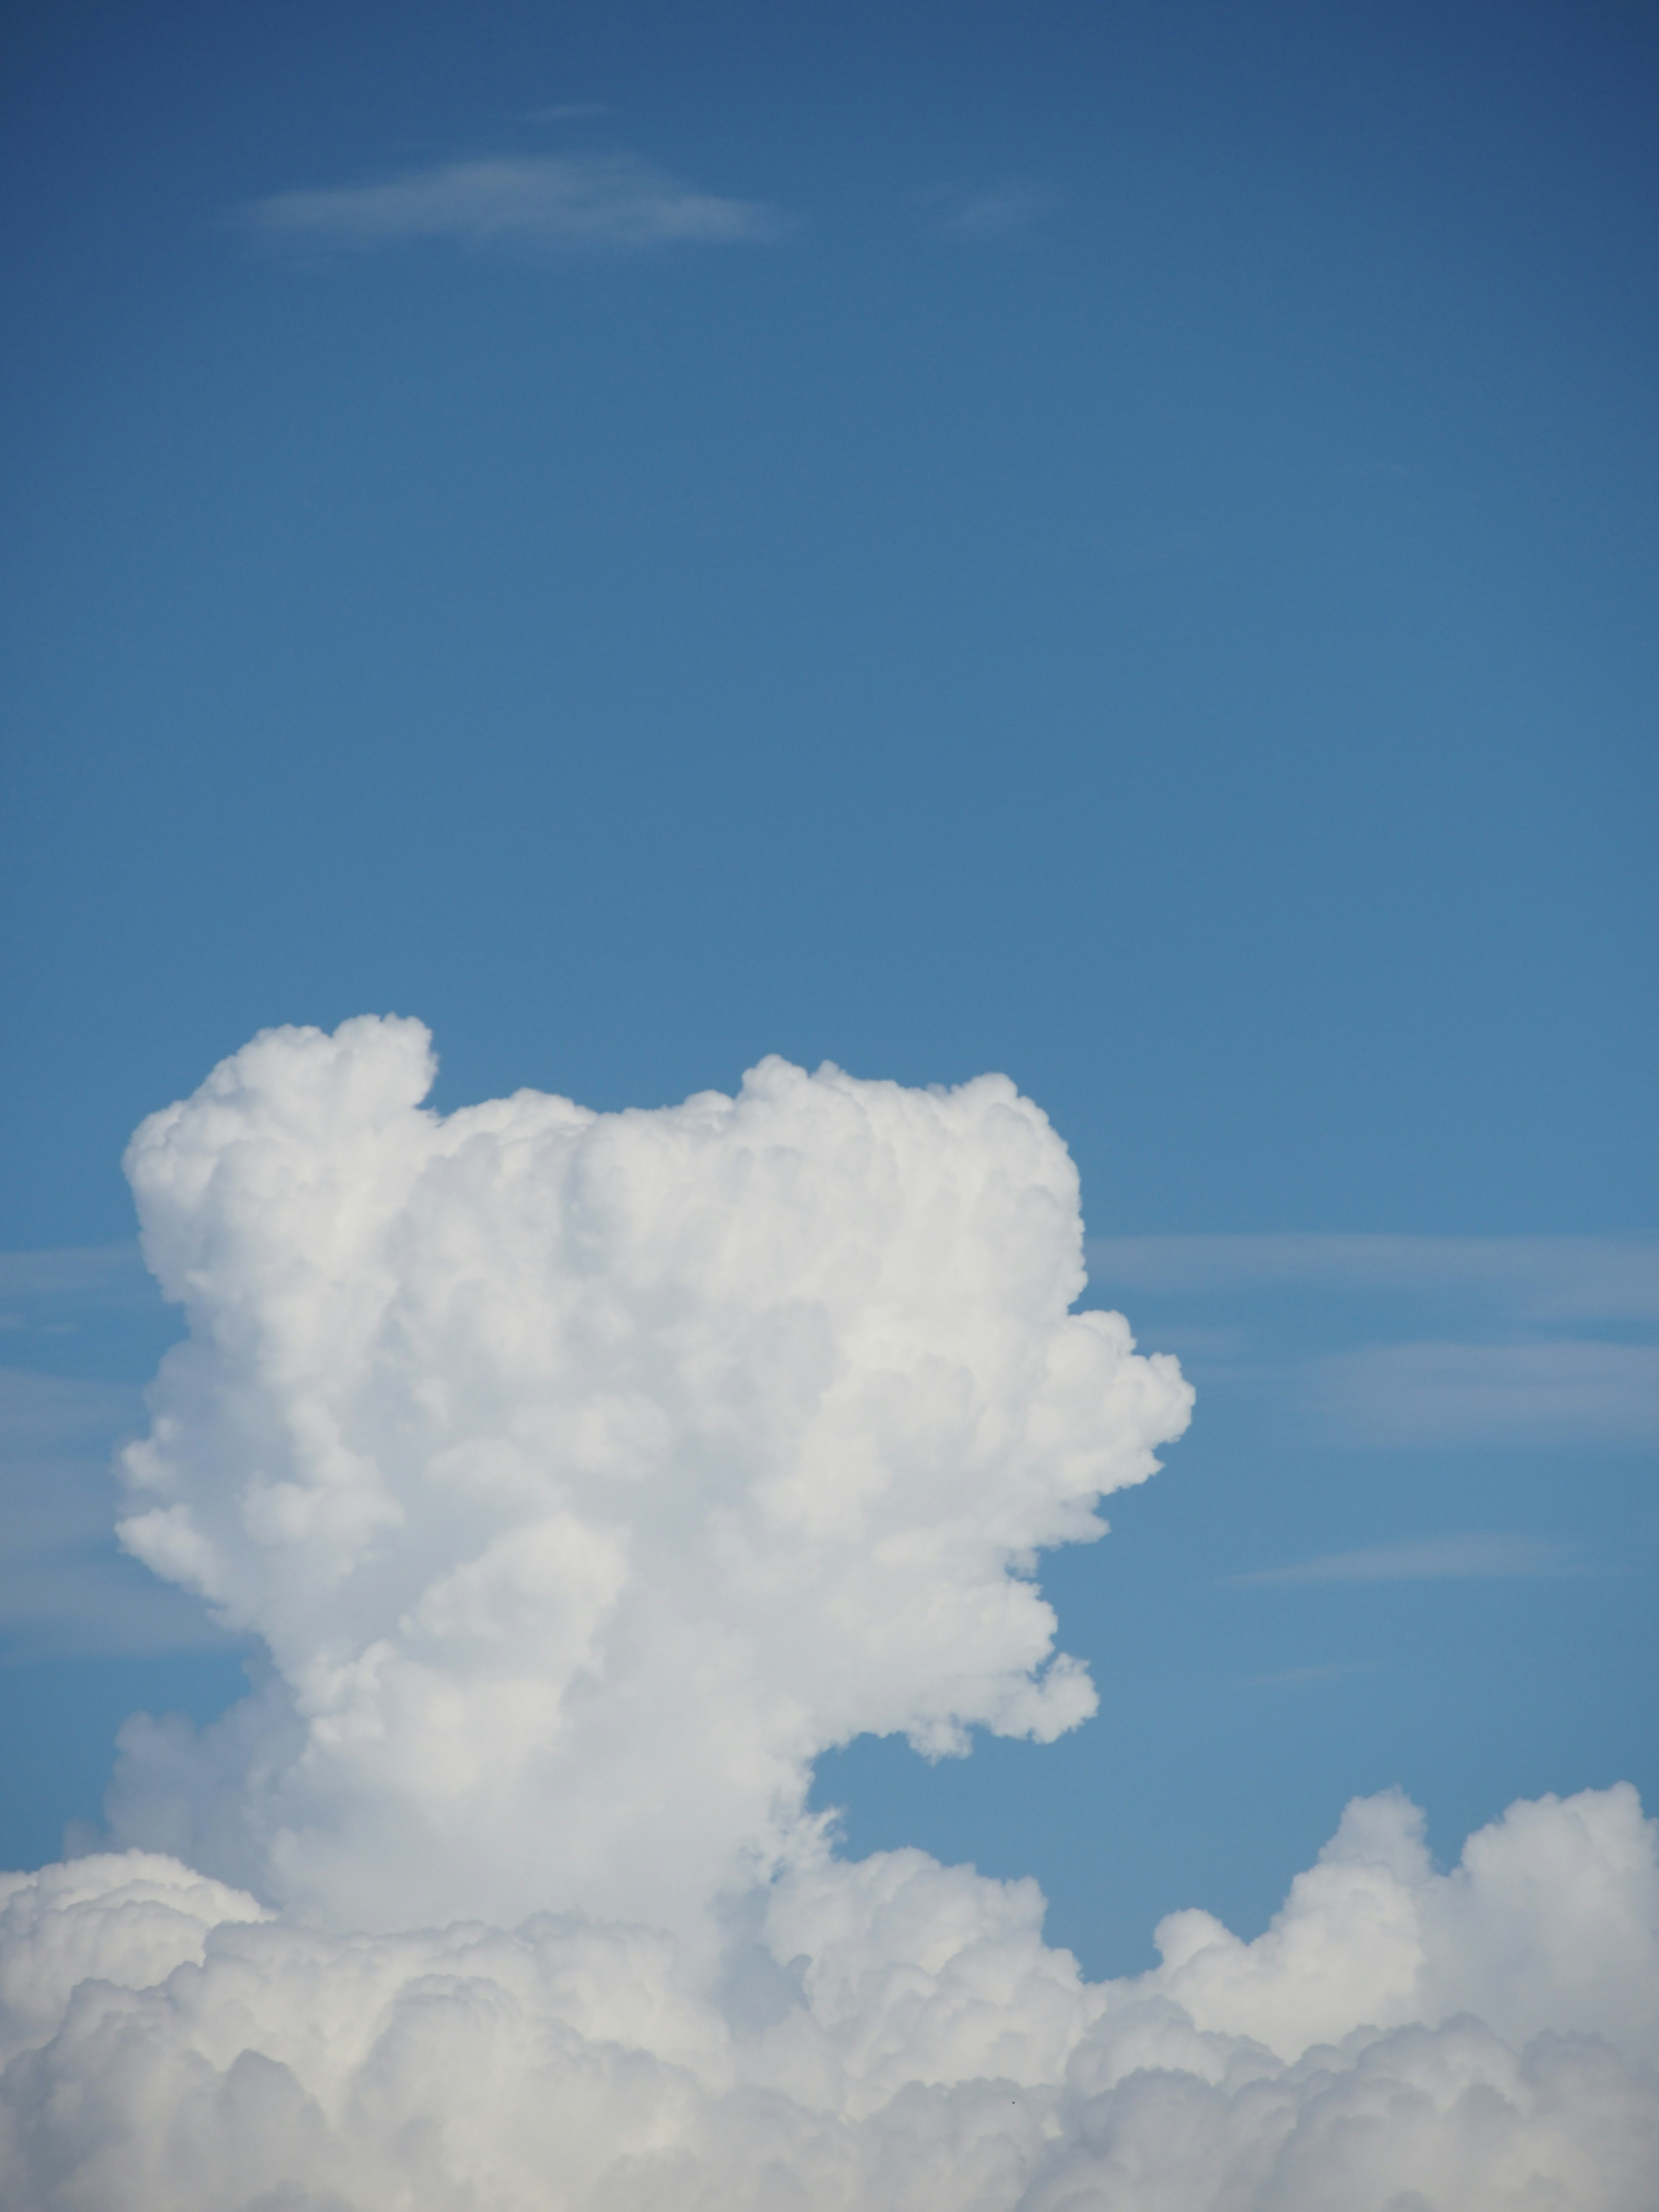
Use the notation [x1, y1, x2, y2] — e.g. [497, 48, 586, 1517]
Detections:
[1, 1784, 1653, 2209]
[241, 153, 786, 254]
[1, 1022, 1651, 2207]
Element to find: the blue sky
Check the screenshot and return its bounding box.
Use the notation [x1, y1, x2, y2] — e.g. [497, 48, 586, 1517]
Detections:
[2, 0, 1655, 1975]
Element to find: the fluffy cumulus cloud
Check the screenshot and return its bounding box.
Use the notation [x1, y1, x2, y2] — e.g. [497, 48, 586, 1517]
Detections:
[102, 1017, 1186, 1937]
[1, 1019, 1653, 2209]
[2, 1790, 1655, 2211]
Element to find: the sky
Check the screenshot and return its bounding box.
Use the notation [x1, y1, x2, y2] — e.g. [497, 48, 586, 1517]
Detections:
[0, 4, 1656, 2205]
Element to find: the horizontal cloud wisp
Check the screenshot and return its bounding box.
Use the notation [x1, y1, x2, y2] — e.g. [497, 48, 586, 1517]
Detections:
[240, 152, 788, 255]
[1233, 1531, 1587, 1586]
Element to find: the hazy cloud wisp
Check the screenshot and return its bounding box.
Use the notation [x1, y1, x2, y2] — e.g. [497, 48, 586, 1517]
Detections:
[1233, 1531, 1586, 1587]
[1086, 1232, 1659, 1452]
[241, 152, 787, 255]
[1087, 1232, 1659, 1325]
[1315, 1338, 1659, 1449]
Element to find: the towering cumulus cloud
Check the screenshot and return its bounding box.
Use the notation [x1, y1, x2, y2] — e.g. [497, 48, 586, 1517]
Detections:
[0, 1019, 1653, 2210]
[107, 1016, 1188, 1935]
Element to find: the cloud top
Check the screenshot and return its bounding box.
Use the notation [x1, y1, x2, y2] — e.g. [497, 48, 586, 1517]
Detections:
[240, 153, 787, 254]
[108, 1017, 1190, 1936]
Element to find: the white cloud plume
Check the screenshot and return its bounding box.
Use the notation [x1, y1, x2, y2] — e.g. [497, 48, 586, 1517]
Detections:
[103, 1017, 1189, 1937]
[240, 153, 786, 254]
[1, 1021, 1652, 2207]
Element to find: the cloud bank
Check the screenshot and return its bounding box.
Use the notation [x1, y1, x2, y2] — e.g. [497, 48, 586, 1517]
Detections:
[241, 153, 785, 254]
[2, 1784, 1654, 2209]
[1, 1021, 1651, 2208]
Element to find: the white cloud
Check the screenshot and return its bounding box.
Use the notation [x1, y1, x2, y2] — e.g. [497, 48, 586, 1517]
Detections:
[0, 1782, 1653, 2209]
[1234, 1532, 1586, 1586]
[0, 1022, 1651, 2204]
[240, 153, 788, 255]
[103, 1017, 1190, 1936]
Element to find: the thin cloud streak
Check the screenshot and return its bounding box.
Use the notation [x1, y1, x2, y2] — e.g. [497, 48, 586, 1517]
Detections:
[239, 153, 788, 255]
[1317, 1339, 1659, 1449]
[1087, 1234, 1659, 1448]
[1087, 1233, 1659, 1324]
[1233, 1532, 1586, 1586]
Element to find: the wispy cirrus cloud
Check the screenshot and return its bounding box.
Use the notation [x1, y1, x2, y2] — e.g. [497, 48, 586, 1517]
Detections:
[238, 152, 788, 257]
[1233, 1532, 1587, 1587]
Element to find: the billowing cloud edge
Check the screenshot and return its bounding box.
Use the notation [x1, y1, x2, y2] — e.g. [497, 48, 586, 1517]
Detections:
[0, 1778, 1654, 2210]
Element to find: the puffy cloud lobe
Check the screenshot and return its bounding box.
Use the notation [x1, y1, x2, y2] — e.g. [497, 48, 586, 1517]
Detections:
[110, 1018, 1191, 1934]
[0, 1785, 1655, 2209]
